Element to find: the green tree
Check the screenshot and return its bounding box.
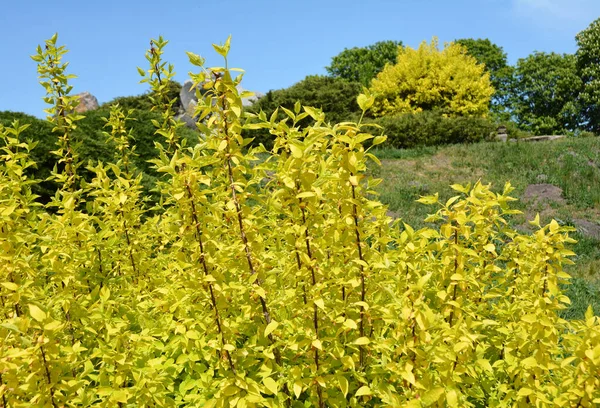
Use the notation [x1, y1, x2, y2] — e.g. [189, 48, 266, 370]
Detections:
[454, 38, 514, 116]
[576, 17, 600, 133]
[326, 40, 402, 86]
[369, 38, 493, 117]
[511, 52, 582, 134]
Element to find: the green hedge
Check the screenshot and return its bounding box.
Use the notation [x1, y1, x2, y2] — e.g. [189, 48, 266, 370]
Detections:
[0, 108, 199, 203]
[243, 75, 363, 148]
[101, 80, 182, 111]
[367, 111, 497, 148]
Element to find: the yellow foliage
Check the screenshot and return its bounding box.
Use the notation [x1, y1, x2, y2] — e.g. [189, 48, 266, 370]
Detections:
[369, 37, 494, 117]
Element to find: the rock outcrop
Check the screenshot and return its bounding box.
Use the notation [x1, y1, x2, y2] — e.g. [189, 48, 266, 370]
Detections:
[74, 92, 99, 113]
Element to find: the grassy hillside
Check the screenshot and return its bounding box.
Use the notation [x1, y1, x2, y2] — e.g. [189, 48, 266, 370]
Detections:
[371, 137, 600, 318]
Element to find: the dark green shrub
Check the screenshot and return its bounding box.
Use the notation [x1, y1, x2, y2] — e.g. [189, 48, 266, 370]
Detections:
[0, 111, 58, 201]
[500, 121, 532, 140]
[0, 107, 198, 203]
[366, 110, 496, 149]
[244, 75, 363, 148]
[102, 80, 182, 111]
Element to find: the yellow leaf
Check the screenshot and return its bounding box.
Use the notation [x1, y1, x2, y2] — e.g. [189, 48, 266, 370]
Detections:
[517, 387, 534, 397]
[29, 304, 46, 322]
[450, 183, 469, 193]
[263, 377, 278, 395]
[483, 243, 496, 252]
[400, 370, 416, 385]
[355, 385, 371, 397]
[254, 287, 266, 299]
[521, 357, 537, 368]
[293, 381, 302, 398]
[1, 282, 18, 291]
[223, 385, 239, 396]
[354, 337, 370, 345]
[343, 319, 357, 330]
[421, 387, 444, 406]
[289, 143, 303, 158]
[476, 359, 493, 373]
[521, 314, 537, 323]
[341, 355, 355, 370]
[111, 389, 129, 403]
[337, 375, 349, 397]
[296, 191, 315, 199]
[1, 204, 16, 216]
[44, 320, 62, 331]
[312, 339, 322, 350]
[446, 389, 459, 407]
[264, 321, 278, 337]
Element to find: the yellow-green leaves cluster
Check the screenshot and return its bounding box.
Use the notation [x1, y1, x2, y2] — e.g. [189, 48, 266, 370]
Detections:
[369, 38, 494, 117]
[0, 35, 599, 408]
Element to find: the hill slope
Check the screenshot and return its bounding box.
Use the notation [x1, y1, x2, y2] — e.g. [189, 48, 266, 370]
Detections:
[372, 137, 600, 318]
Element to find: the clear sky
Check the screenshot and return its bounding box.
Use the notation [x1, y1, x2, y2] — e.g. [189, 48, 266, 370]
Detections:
[1, 0, 599, 118]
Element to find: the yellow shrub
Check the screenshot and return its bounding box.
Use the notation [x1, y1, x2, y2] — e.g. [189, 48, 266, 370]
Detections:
[369, 38, 494, 117]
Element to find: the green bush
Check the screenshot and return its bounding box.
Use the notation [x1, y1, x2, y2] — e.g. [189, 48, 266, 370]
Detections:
[367, 110, 496, 148]
[0, 106, 198, 203]
[244, 75, 363, 147]
[2, 35, 599, 407]
[499, 121, 532, 140]
[102, 80, 182, 111]
[0, 111, 58, 202]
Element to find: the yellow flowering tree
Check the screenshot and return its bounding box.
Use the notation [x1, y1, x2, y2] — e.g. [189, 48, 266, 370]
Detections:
[369, 37, 494, 117]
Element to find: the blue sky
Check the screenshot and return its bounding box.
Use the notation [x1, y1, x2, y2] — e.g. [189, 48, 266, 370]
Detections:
[1, 0, 599, 118]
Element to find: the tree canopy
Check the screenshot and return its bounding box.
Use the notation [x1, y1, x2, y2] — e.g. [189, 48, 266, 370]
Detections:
[325, 40, 402, 86]
[576, 17, 600, 133]
[454, 38, 514, 116]
[510, 52, 582, 135]
[369, 38, 494, 117]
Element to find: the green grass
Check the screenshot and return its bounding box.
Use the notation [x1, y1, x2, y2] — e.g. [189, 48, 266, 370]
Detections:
[370, 137, 600, 317]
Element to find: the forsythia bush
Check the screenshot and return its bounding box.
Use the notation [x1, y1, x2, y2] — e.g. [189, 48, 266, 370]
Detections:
[1, 35, 599, 408]
[369, 38, 494, 118]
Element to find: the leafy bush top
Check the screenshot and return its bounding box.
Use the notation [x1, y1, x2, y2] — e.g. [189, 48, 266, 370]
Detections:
[370, 38, 494, 118]
[0, 34, 599, 408]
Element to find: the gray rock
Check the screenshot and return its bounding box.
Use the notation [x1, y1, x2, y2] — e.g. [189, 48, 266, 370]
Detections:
[520, 135, 565, 142]
[496, 133, 508, 142]
[174, 112, 197, 129]
[180, 80, 198, 111]
[74, 92, 99, 113]
[573, 219, 600, 239]
[522, 184, 565, 205]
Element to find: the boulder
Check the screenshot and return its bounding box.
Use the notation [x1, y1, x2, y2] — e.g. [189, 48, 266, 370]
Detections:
[522, 184, 565, 206]
[520, 135, 565, 142]
[495, 125, 508, 142]
[496, 133, 508, 142]
[74, 92, 99, 113]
